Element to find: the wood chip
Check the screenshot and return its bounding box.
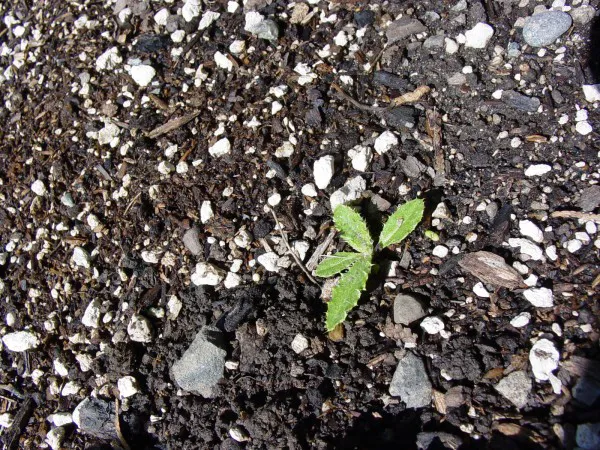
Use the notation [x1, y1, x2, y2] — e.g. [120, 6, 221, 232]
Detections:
[306, 229, 337, 271]
[146, 110, 201, 139]
[525, 134, 548, 143]
[426, 109, 445, 175]
[458, 251, 526, 289]
[328, 323, 345, 342]
[550, 211, 600, 222]
[390, 85, 431, 106]
[432, 389, 447, 415]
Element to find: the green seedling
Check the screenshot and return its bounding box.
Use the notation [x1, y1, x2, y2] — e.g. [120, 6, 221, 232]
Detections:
[316, 199, 425, 331]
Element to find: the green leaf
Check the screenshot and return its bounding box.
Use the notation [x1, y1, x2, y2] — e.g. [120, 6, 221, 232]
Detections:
[315, 252, 362, 278]
[326, 257, 371, 331]
[378, 198, 424, 248]
[333, 205, 373, 255]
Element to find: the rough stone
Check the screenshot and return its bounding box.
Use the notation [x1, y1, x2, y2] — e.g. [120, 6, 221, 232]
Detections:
[502, 90, 540, 112]
[386, 18, 427, 44]
[182, 227, 202, 255]
[171, 326, 227, 398]
[523, 11, 572, 47]
[495, 371, 532, 408]
[72, 398, 117, 440]
[389, 352, 432, 408]
[393, 294, 428, 325]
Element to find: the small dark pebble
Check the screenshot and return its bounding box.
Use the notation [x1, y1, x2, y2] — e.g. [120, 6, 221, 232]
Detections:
[502, 90, 540, 112]
[354, 10, 375, 28]
[373, 70, 411, 91]
[134, 34, 170, 53]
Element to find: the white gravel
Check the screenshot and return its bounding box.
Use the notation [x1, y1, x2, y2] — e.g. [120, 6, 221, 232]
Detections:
[523, 287, 554, 307]
[313, 155, 335, 189]
[191, 262, 225, 286]
[524, 164, 552, 177]
[209, 138, 231, 157]
[129, 65, 156, 87]
[519, 220, 544, 243]
[464, 22, 494, 48]
[2, 331, 39, 352]
[374, 131, 398, 155]
[510, 312, 531, 328]
[420, 317, 445, 335]
[291, 333, 309, 354]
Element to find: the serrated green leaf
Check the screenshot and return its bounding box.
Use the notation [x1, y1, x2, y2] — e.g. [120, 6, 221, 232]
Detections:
[333, 205, 373, 255]
[315, 252, 362, 278]
[326, 257, 371, 331]
[378, 198, 424, 248]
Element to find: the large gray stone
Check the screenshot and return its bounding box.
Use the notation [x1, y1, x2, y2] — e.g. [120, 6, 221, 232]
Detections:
[72, 398, 117, 440]
[523, 11, 572, 47]
[576, 423, 600, 450]
[389, 352, 432, 408]
[573, 377, 600, 407]
[386, 18, 427, 44]
[502, 90, 540, 112]
[393, 293, 428, 325]
[171, 326, 227, 398]
[494, 370, 532, 409]
[182, 227, 202, 255]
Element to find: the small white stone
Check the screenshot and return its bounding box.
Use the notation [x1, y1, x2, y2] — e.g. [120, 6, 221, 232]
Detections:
[334, 30, 348, 46]
[2, 331, 39, 352]
[529, 338, 559, 381]
[154, 8, 169, 26]
[524, 164, 551, 177]
[445, 37, 459, 54]
[81, 300, 101, 328]
[46, 427, 65, 450]
[209, 137, 231, 157]
[72, 247, 91, 269]
[224, 272, 242, 289]
[566, 239, 583, 253]
[167, 295, 183, 320]
[575, 109, 588, 122]
[510, 312, 531, 328]
[234, 229, 252, 249]
[96, 47, 122, 71]
[171, 30, 185, 43]
[118, 376, 139, 398]
[275, 141, 294, 158]
[269, 85, 288, 98]
[182, 0, 201, 22]
[432, 245, 449, 258]
[129, 65, 156, 87]
[519, 220, 544, 243]
[0, 413, 13, 428]
[227, 1, 239, 13]
[420, 317, 445, 334]
[524, 274, 538, 287]
[348, 145, 372, 171]
[257, 252, 280, 272]
[301, 183, 318, 197]
[48, 412, 72, 427]
[545, 245, 558, 261]
[127, 315, 153, 343]
[508, 238, 544, 261]
[432, 202, 451, 219]
[191, 262, 225, 286]
[464, 22, 494, 49]
[582, 84, 600, 102]
[552, 322, 562, 337]
[271, 101, 283, 115]
[267, 192, 281, 207]
[229, 40, 246, 55]
[214, 51, 233, 71]
[200, 200, 214, 224]
[330, 176, 366, 210]
[575, 121, 593, 136]
[374, 131, 398, 155]
[511, 137, 522, 148]
[157, 161, 175, 175]
[141, 250, 161, 264]
[473, 282, 490, 298]
[575, 232, 590, 244]
[61, 381, 80, 396]
[313, 155, 335, 189]
[198, 11, 220, 30]
[291, 333, 309, 354]
[492, 89, 503, 99]
[523, 287, 553, 307]
[586, 221, 597, 235]
[31, 179, 47, 196]
[97, 122, 120, 146]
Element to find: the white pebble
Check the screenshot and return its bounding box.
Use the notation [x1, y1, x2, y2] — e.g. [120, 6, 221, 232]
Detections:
[209, 138, 231, 157]
[129, 65, 155, 87]
[191, 262, 225, 286]
[473, 282, 490, 298]
[445, 37, 459, 54]
[96, 47, 122, 71]
[508, 238, 544, 261]
[348, 145, 372, 171]
[31, 180, 47, 196]
[374, 131, 398, 155]
[141, 250, 161, 264]
[72, 247, 91, 269]
[301, 183, 318, 197]
[566, 239, 582, 253]
[224, 272, 242, 289]
[575, 121, 593, 136]
[117, 376, 139, 398]
[157, 161, 175, 175]
[200, 200, 214, 224]
[127, 315, 153, 343]
[257, 252, 280, 272]
[313, 155, 335, 189]
[586, 221, 597, 235]
[529, 338, 560, 394]
[524, 164, 551, 177]
[510, 312, 531, 328]
[432, 245, 448, 258]
[1, 331, 39, 352]
[268, 192, 282, 207]
[519, 220, 544, 243]
[81, 300, 101, 328]
[291, 333, 309, 354]
[198, 11, 221, 30]
[523, 287, 553, 307]
[420, 317, 445, 335]
[464, 22, 494, 49]
[545, 245, 558, 261]
[229, 40, 246, 55]
[214, 51, 233, 71]
[582, 84, 600, 102]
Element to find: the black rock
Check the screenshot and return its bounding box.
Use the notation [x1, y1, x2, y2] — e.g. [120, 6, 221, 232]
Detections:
[73, 398, 117, 440]
[373, 70, 410, 91]
[502, 90, 540, 112]
[381, 106, 417, 129]
[354, 10, 375, 28]
[134, 34, 170, 53]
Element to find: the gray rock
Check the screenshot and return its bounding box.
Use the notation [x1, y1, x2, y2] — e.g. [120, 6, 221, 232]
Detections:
[400, 155, 426, 178]
[502, 90, 540, 112]
[576, 423, 600, 450]
[373, 70, 410, 91]
[579, 185, 600, 212]
[523, 11, 572, 47]
[494, 370, 532, 409]
[72, 398, 117, 440]
[573, 377, 600, 407]
[386, 17, 427, 44]
[254, 19, 279, 41]
[571, 6, 596, 25]
[389, 352, 432, 408]
[171, 326, 227, 398]
[393, 294, 428, 325]
[423, 35, 445, 51]
[507, 41, 521, 58]
[381, 107, 417, 129]
[447, 73, 467, 86]
[417, 432, 463, 450]
[182, 227, 202, 255]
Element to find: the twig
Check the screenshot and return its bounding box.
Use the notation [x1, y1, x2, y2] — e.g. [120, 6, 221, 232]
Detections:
[124, 191, 142, 215]
[331, 83, 431, 113]
[306, 229, 337, 271]
[146, 110, 202, 139]
[426, 109, 445, 175]
[267, 207, 318, 284]
[550, 211, 600, 222]
[114, 398, 132, 450]
[331, 83, 386, 113]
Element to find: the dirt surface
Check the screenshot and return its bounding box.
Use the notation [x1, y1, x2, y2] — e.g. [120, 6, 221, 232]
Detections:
[0, 0, 599, 449]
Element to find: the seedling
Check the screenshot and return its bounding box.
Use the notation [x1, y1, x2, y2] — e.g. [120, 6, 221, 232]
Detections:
[316, 199, 425, 331]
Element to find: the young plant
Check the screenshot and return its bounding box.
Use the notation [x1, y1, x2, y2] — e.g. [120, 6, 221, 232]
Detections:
[316, 199, 425, 331]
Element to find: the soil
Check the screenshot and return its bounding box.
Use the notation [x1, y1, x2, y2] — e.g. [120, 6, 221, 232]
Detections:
[0, 0, 599, 449]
